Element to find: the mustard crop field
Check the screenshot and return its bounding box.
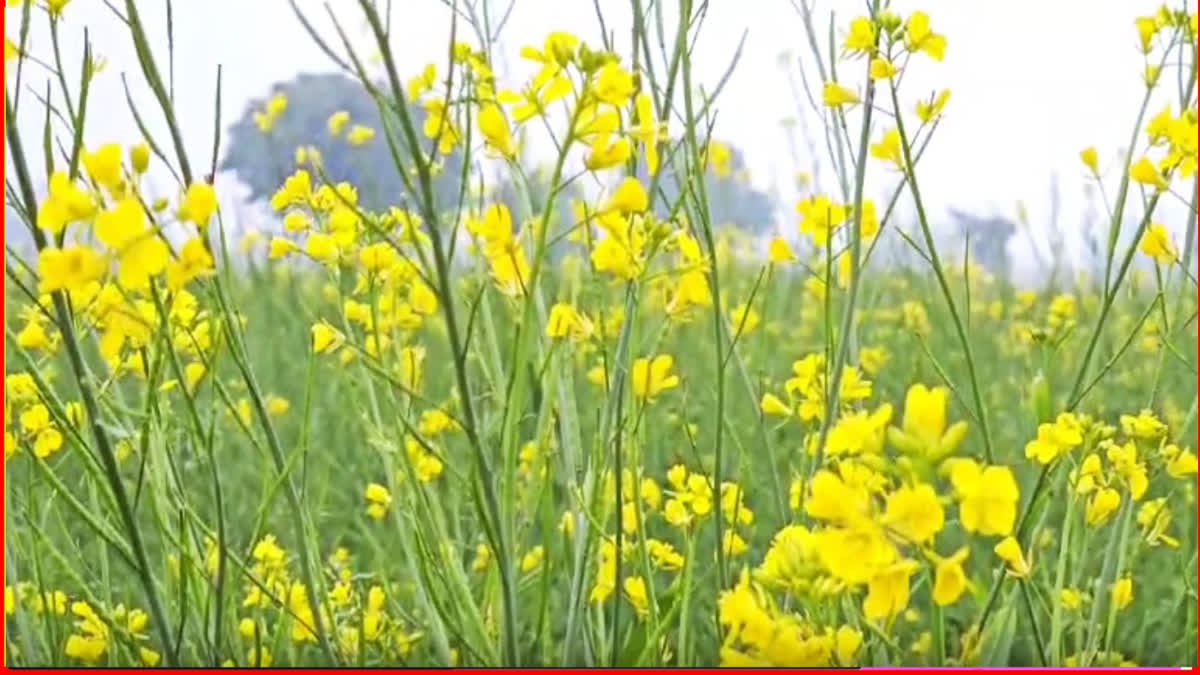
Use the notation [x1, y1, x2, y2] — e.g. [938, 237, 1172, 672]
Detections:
[3, 0, 1198, 667]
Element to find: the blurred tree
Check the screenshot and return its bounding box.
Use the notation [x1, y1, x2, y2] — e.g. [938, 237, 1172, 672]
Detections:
[648, 140, 778, 234]
[702, 142, 779, 234]
[220, 72, 464, 213]
[6, 197, 42, 263]
[949, 207, 1016, 276]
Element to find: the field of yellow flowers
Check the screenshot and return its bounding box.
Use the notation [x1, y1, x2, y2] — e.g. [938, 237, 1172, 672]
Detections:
[3, 0, 1198, 668]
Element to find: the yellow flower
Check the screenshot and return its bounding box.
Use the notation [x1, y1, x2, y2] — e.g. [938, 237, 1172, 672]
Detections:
[1086, 487, 1121, 526]
[407, 63, 437, 101]
[949, 460, 1019, 536]
[631, 354, 680, 400]
[863, 560, 919, 621]
[705, 140, 732, 177]
[607, 177, 649, 214]
[666, 270, 712, 316]
[327, 110, 351, 136]
[623, 575, 650, 618]
[870, 57, 899, 80]
[33, 428, 64, 458]
[166, 237, 216, 292]
[993, 536, 1031, 578]
[1103, 443, 1148, 501]
[1059, 587, 1084, 610]
[881, 483, 944, 543]
[1139, 223, 1177, 263]
[140, 647, 161, 666]
[64, 634, 107, 664]
[901, 383, 946, 444]
[7, 373, 38, 401]
[859, 346, 889, 376]
[835, 625, 863, 665]
[238, 617, 258, 639]
[857, 199, 880, 238]
[822, 82, 860, 107]
[1111, 576, 1133, 610]
[889, 383, 968, 461]
[805, 470, 870, 525]
[870, 129, 903, 169]
[1137, 498, 1179, 548]
[94, 198, 170, 289]
[478, 103, 517, 159]
[664, 498, 691, 528]
[1135, 16, 1158, 53]
[82, 143, 124, 192]
[311, 322, 345, 354]
[38, 171, 97, 234]
[306, 232, 337, 263]
[592, 61, 635, 106]
[498, 65, 572, 124]
[760, 393, 791, 418]
[64, 601, 109, 664]
[1166, 448, 1197, 478]
[844, 16, 877, 54]
[269, 237, 299, 259]
[422, 99, 461, 153]
[409, 282, 439, 316]
[346, 125, 375, 146]
[1080, 146, 1099, 174]
[265, 395, 290, 417]
[916, 89, 951, 123]
[520, 31, 579, 69]
[1119, 409, 1167, 440]
[37, 246, 105, 296]
[358, 242, 397, 273]
[182, 182, 219, 227]
[1129, 156, 1168, 190]
[905, 11, 947, 61]
[768, 236, 796, 263]
[1023, 413, 1084, 465]
[406, 439, 444, 483]
[364, 482, 392, 520]
[932, 547, 970, 606]
[520, 545, 545, 573]
[584, 134, 632, 170]
[796, 194, 847, 245]
[471, 543, 492, 572]
[246, 646, 273, 667]
[816, 521, 897, 585]
[129, 143, 151, 174]
[630, 92, 665, 176]
[730, 303, 760, 335]
[646, 538, 684, 571]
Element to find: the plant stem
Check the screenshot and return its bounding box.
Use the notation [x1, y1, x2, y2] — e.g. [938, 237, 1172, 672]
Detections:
[889, 80, 996, 463]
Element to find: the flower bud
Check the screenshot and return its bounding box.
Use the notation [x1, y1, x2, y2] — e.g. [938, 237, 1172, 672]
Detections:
[130, 143, 151, 174]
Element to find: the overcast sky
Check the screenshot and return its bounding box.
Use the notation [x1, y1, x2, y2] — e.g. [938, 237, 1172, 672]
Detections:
[6, 0, 1193, 275]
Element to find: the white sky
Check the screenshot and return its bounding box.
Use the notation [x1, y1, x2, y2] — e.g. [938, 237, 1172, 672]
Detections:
[6, 0, 1194, 276]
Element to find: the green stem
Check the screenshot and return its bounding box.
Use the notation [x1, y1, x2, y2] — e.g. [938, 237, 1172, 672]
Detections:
[675, 533, 698, 667]
[931, 575, 945, 666]
[1019, 579, 1048, 665]
[1048, 490, 1077, 665]
[679, 0, 730, 607]
[889, 81, 995, 463]
[353, 1, 520, 663]
[811, 0, 882, 476]
[5, 88, 177, 666]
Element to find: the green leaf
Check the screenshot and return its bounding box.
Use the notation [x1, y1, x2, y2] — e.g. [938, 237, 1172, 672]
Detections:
[979, 604, 1018, 667]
